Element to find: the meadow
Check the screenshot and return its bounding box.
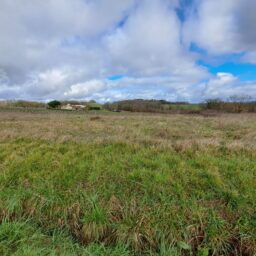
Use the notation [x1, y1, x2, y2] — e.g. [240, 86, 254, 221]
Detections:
[0, 109, 255, 255]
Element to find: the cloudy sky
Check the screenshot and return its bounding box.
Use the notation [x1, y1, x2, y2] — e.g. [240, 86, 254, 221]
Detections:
[0, 0, 256, 102]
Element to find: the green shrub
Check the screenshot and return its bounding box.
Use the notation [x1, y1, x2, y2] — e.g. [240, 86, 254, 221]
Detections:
[89, 106, 101, 111]
[47, 100, 61, 109]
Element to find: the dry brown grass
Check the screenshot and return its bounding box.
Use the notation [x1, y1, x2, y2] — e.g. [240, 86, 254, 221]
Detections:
[0, 110, 256, 150]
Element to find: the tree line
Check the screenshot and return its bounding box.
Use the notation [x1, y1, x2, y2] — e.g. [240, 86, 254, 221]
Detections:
[0, 97, 255, 113]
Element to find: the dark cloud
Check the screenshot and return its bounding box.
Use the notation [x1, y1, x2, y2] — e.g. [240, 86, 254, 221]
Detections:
[237, 0, 256, 50]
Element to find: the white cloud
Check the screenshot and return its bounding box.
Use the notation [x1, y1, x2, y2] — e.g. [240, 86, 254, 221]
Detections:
[183, 0, 238, 54]
[0, 0, 255, 102]
[0, 0, 135, 80]
[183, 0, 256, 55]
[104, 0, 207, 81]
[64, 80, 108, 99]
[201, 73, 256, 100]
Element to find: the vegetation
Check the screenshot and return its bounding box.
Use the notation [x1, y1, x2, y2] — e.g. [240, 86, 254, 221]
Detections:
[0, 110, 256, 255]
[88, 103, 102, 111]
[104, 99, 202, 113]
[0, 100, 46, 109]
[104, 97, 256, 114]
[206, 99, 256, 113]
[47, 100, 61, 109]
[1, 97, 255, 114]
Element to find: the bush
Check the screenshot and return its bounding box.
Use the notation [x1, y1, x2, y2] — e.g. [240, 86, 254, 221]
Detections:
[47, 100, 61, 109]
[89, 106, 101, 111]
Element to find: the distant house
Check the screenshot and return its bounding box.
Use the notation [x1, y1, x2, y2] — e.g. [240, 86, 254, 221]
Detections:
[61, 104, 73, 110]
[72, 105, 86, 110]
[61, 104, 86, 111]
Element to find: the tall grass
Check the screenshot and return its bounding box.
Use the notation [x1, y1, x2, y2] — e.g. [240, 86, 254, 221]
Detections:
[0, 137, 255, 255]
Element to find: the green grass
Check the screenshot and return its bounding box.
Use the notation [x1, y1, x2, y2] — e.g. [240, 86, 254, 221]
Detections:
[169, 104, 203, 111]
[0, 136, 255, 255]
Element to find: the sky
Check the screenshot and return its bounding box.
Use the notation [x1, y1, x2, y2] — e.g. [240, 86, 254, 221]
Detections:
[0, 0, 256, 103]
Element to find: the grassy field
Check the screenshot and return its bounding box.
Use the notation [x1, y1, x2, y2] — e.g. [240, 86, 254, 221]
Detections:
[0, 110, 255, 255]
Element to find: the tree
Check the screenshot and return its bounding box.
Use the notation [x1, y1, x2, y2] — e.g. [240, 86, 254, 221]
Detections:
[47, 100, 61, 109]
[228, 95, 253, 103]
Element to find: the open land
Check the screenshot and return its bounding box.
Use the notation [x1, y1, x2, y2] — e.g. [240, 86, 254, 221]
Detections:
[0, 110, 255, 255]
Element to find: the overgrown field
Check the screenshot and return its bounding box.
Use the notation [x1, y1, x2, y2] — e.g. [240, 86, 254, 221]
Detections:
[0, 111, 255, 255]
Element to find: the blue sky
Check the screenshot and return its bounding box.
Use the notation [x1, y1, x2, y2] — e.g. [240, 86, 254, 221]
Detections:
[0, 0, 256, 102]
[200, 61, 256, 81]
